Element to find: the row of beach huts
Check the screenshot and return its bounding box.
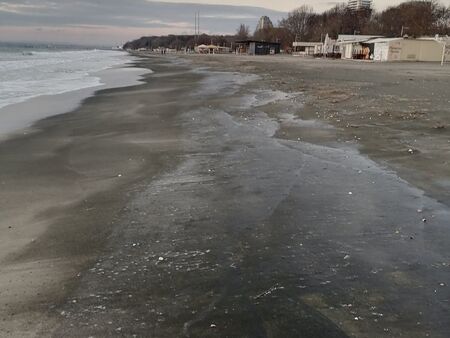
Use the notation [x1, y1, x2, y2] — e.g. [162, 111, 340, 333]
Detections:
[132, 34, 449, 64]
[293, 34, 450, 63]
[199, 35, 450, 63]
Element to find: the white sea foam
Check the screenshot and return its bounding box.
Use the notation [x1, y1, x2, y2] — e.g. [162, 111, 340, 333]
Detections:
[0, 49, 134, 109]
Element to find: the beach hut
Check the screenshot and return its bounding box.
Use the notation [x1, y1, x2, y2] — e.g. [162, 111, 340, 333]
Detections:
[235, 40, 281, 55]
[292, 42, 323, 56]
[216, 46, 231, 54]
[336, 35, 382, 59]
[194, 44, 211, 54]
[292, 35, 339, 57]
[368, 37, 450, 62]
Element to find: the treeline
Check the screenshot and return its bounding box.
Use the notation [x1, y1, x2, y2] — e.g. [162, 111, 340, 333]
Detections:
[277, 0, 449, 43]
[123, 0, 449, 50]
[123, 34, 235, 50]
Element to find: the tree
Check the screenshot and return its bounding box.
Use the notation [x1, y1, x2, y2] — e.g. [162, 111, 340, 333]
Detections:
[377, 1, 449, 37]
[430, 1, 450, 34]
[236, 24, 250, 40]
[123, 1, 450, 51]
[279, 5, 314, 41]
[276, 0, 449, 42]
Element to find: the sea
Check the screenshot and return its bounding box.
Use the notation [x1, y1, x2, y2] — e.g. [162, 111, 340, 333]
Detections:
[0, 43, 133, 110]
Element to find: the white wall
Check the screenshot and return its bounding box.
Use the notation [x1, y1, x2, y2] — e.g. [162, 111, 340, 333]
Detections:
[374, 42, 389, 61]
[341, 43, 354, 59]
[379, 40, 444, 62]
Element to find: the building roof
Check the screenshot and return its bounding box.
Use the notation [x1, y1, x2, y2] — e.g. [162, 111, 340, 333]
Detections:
[417, 36, 450, 42]
[365, 37, 403, 44]
[336, 35, 382, 45]
[337, 34, 383, 43]
[293, 41, 323, 47]
[235, 40, 281, 45]
[366, 37, 448, 44]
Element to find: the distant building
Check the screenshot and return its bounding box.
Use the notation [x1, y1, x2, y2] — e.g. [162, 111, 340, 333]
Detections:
[235, 40, 280, 55]
[336, 34, 449, 62]
[195, 44, 231, 54]
[348, 0, 372, 11]
[255, 16, 274, 31]
[292, 42, 323, 56]
[336, 34, 382, 59]
[292, 34, 338, 57]
[370, 37, 449, 62]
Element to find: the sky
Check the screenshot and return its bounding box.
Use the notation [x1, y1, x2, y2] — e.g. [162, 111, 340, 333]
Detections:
[0, 0, 449, 46]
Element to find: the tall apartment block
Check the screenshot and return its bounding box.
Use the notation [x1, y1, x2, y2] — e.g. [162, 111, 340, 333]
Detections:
[348, 0, 372, 11]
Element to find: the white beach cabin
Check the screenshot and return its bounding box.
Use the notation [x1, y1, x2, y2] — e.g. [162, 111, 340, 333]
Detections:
[369, 37, 450, 62]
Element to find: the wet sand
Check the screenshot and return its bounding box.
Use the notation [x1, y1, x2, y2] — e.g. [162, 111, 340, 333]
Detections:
[0, 64, 151, 140]
[182, 54, 450, 206]
[0, 55, 449, 337]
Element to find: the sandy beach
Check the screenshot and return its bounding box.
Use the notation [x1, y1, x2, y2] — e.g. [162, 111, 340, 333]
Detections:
[1, 54, 449, 337]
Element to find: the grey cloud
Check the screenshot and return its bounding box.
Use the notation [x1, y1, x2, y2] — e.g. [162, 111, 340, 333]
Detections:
[0, 0, 285, 32]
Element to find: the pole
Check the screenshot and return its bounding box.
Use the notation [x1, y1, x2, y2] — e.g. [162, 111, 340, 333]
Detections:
[401, 26, 403, 37]
[197, 12, 200, 42]
[442, 43, 446, 67]
[194, 12, 198, 47]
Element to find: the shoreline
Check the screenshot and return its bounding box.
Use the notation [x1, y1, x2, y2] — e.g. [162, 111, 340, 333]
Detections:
[0, 57, 151, 141]
[1, 54, 450, 337]
[0, 56, 174, 336]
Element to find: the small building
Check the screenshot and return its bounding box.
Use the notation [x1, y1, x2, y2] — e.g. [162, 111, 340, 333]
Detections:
[195, 44, 214, 54]
[236, 40, 281, 55]
[292, 42, 323, 56]
[293, 35, 339, 57]
[216, 46, 231, 54]
[368, 37, 449, 62]
[195, 44, 231, 54]
[336, 35, 382, 59]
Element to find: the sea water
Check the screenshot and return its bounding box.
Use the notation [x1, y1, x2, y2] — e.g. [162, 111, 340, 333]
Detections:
[0, 43, 133, 109]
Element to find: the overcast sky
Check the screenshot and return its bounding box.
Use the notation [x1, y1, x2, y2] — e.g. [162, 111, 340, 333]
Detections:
[1, 0, 449, 46]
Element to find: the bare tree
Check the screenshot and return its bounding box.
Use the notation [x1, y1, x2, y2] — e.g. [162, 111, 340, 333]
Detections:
[236, 24, 250, 40]
[276, 0, 449, 42]
[279, 5, 314, 41]
[431, 1, 450, 34]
